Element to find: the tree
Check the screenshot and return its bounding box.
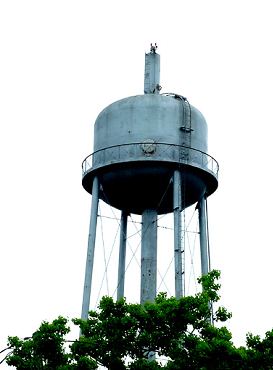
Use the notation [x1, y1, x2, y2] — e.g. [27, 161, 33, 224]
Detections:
[4, 270, 273, 369]
[6, 317, 71, 370]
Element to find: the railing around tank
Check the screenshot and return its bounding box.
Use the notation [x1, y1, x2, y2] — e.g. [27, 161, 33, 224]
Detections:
[82, 142, 219, 178]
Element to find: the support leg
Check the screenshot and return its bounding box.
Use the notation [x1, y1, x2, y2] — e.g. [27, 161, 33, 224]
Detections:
[140, 209, 157, 304]
[81, 176, 99, 320]
[198, 194, 214, 324]
[173, 170, 184, 298]
[198, 194, 209, 276]
[117, 211, 128, 301]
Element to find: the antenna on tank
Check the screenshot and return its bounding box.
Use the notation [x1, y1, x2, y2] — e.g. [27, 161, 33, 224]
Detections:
[144, 43, 161, 94]
[150, 43, 158, 53]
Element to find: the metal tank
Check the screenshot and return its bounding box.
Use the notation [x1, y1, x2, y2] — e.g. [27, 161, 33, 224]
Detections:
[82, 94, 217, 214]
[81, 45, 219, 320]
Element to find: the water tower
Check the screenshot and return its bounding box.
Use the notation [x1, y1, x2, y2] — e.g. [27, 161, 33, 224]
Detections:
[81, 44, 218, 320]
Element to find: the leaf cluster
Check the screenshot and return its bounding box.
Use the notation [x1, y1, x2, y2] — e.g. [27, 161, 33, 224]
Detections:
[7, 317, 70, 370]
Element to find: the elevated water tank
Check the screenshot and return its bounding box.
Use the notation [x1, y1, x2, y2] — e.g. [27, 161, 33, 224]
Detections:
[82, 51, 218, 215]
[80, 45, 219, 318]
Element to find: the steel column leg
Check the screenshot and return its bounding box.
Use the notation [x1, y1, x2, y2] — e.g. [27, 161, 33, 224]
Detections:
[117, 210, 128, 301]
[173, 170, 184, 298]
[140, 209, 157, 304]
[81, 176, 99, 320]
[198, 195, 213, 324]
[198, 194, 209, 276]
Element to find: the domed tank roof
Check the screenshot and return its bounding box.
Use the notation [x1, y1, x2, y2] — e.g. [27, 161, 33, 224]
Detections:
[93, 93, 208, 153]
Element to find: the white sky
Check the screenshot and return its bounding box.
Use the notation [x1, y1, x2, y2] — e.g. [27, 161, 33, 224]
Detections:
[1, 0, 273, 367]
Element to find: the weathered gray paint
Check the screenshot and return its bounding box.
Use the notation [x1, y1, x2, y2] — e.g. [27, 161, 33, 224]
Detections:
[173, 170, 184, 298]
[141, 209, 157, 304]
[81, 176, 99, 320]
[117, 210, 128, 300]
[144, 51, 160, 94]
[93, 95, 207, 153]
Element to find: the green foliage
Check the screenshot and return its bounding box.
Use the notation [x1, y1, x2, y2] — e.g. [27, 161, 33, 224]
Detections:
[242, 329, 273, 369]
[7, 317, 70, 370]
[5, 270, 273, 369]
[70, 270, 228, 368]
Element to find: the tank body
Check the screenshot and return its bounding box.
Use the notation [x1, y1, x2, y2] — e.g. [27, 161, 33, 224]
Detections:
[82, 93, 218, 214]
[94, 94, 206, 151]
